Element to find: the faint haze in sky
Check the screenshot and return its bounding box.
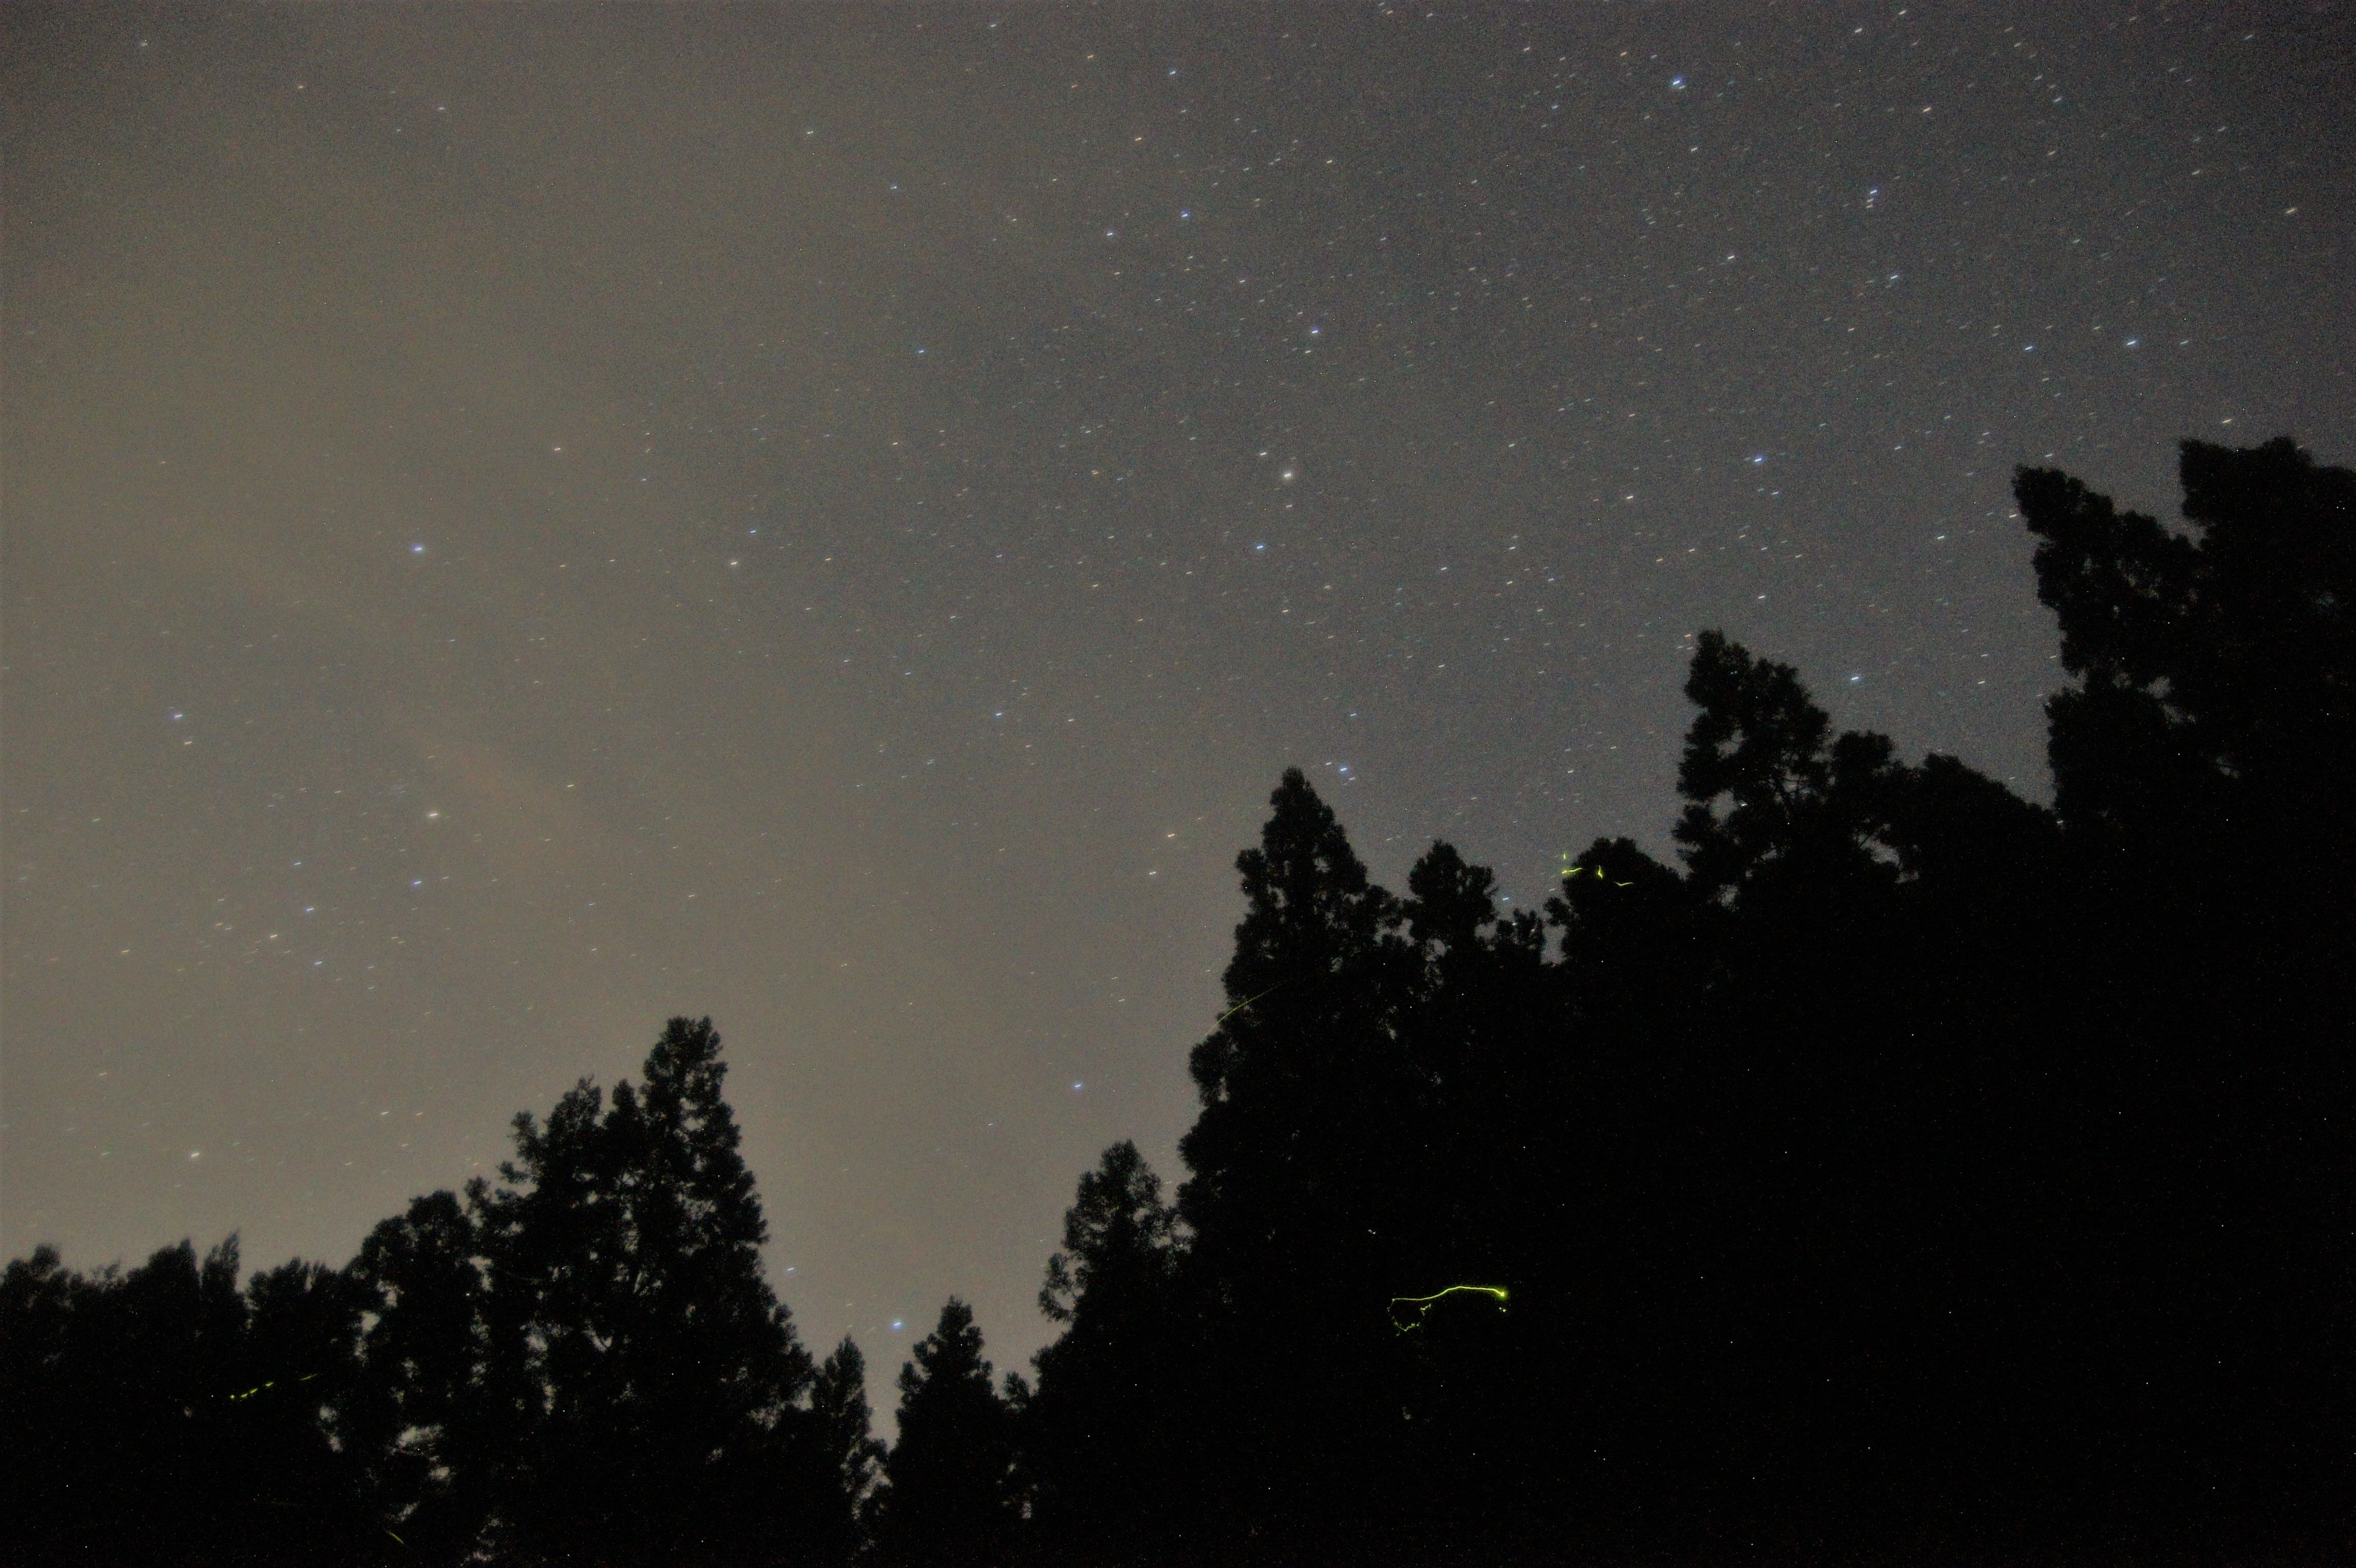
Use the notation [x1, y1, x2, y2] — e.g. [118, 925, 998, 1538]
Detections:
[5, 3, 2350, 1375]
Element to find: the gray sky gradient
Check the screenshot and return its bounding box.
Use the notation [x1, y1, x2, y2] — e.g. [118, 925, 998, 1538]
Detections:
[6, 3, 2351, 1383]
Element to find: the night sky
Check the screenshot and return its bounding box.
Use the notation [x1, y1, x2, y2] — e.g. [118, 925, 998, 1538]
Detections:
[6, 4, 2351, 1379]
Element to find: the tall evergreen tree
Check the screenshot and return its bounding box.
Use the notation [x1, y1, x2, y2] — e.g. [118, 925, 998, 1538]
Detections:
[344, 1189, 500, 1564]
[1385, 842, 1565, 1545]
[1672, 629, 1912, 911]
[1023, 1142, 1190, 1560]
[1176, 768, 1412, 1303]
[868, 1299, 1018, 1568]
[1036, 1143, 1178, 1328]
[2015, 437, 2354, 975]
[810, 1337, 886, 1557]
[468, 1016, 836, 1567]
[1173, 769, 1421, 1546]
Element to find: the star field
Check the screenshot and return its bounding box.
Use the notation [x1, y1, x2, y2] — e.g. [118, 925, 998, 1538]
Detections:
[5, 4, 2351, 1376]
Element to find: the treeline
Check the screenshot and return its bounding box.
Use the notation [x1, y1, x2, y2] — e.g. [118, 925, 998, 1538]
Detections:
[2, 1019, 878, 1567]
[6, 438, 2350, 1565]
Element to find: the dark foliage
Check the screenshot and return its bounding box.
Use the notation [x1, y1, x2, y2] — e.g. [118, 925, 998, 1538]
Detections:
[466, 1016, 840, 1568]
[7, 437, 2347, 1566]
[1009, 436, 2352, 1565]
[1, 1237, 383, 1566]
[813, 1336, 889, 1533]
[868, 1299, 1022, 1568]
[1018, 1142, 1193, 1563]
[3, 1018, 868, 1567]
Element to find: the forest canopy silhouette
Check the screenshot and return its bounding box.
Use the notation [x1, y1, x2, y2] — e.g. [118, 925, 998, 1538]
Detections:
[7, 438, 2349, 1565]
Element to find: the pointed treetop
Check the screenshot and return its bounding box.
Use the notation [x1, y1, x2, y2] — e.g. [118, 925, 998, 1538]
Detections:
[1039, 1140, 1176, 1324]
[1225, 768, 1396, 998]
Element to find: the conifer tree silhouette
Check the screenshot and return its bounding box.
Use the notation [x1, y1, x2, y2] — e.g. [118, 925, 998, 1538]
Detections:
[869, 1299, 1019, 1568]
[465, 1016, 832, 1567]
[1173, 769, 1423, 1549]
[1023, 1142, 1192, 1561]
[811, 1336, 886, 1530]
[10, 437, 2347, 1568]
[344, 1189, 501, 1564]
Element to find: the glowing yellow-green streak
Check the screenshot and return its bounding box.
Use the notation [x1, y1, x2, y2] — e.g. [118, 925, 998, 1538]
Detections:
[1393, 1284, 1507, 1308]
[226, 1371, 320, 1404]
[1389, 1283, 1509, 1331]
[1214, 983, 1284, 1028]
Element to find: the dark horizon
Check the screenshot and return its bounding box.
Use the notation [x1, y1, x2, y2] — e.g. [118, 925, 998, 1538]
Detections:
[9, 430, 2352, 1562]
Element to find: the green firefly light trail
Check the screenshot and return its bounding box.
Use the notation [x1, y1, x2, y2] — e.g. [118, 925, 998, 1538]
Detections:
[226, 1371, 319, 1404]
[1389, 1284, 1509, 1331]
[1214, 983, 1284, 1028]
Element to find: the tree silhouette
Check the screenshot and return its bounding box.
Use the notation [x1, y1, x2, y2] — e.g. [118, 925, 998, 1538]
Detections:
[5, 1018, 856, 1567]
[810, 1336, 886, 1558]
[1171, 769, 1427, 1551]
[1398, 835, 1555, 1261]
[468, 1016, 834, 1567]
[1673, 629, 1924, 914]
[344, 1189, 500, 1564]
[868, 1299, 1019, 1568]
[232, 1256, 377, 1563]
[10, 436, 2347, 1567]
[0, 1237, 380, 1566]
[1037, 1142, 1179, 1330]
[1180, 768, 1408, 1280]
[1022, 1142, 1194, 1562]
[2013, 438, 2356, 1549]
